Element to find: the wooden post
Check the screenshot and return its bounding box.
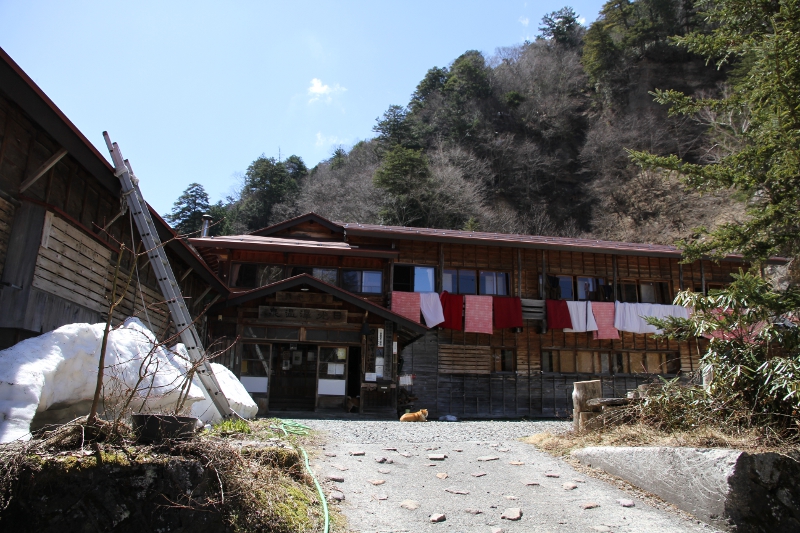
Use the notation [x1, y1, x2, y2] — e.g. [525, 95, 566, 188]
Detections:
[572, 379, 602, 432]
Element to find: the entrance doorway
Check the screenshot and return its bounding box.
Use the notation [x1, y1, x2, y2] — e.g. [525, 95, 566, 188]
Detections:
[269, 344, 317, 410]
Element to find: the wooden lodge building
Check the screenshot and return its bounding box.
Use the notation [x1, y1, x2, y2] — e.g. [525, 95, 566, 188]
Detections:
[0, 47, 226, 350]
[0, 46, 761, 420]
[191, 213, 750, 418]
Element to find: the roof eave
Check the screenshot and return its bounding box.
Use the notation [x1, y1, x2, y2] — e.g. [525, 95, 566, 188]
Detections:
[221, 274, 427, 334]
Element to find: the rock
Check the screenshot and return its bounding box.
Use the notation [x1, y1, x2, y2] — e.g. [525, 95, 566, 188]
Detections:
[326, 474, 344, 482]
[436, 473, 448, 479]
[383, 447, 397, 451]
[491, 528, 504, 533]
[464, 508, 483, 515]
[367, 479, 385, 485]
[489, 443, 499, 447]
[505, 495, 518, 500]
[329, 490, 345, 501]
[349, 450, 365, 456]
[617, 499, 635, 507]
[375, 456, 388, 463]
[471, 472, 487, 477]
[590, 527, 612, 532]
[445, 488, 470, 494]
[399, 452, 411, 457]
[498, 447, 510, 452]
[374, 494, 388, 501]
[430, 513, 446, 523]
[501, 507, 522, 520]
[378, 468, 390, 474]
[477, 456, 500, 462]
[581, 502, 600, 509]
[563, 482, 578, 490]
[400, 500, 420, 510]
[544, 473, 560, 478]
[330, 463, 348, 471]
[324, 452, 337, 457]
[453, 448, 463, 452]
[573, 478, 586, 483]
[509, 461, 524, 465]
[521, 480, 540, 486]
[428, 454, 447, 460]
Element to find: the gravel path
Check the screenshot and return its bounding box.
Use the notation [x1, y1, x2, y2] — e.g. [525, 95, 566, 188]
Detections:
[302, 419, 721, 533]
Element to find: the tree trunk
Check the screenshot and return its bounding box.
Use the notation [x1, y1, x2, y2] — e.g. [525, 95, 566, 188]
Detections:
[572, 379, 602, 432]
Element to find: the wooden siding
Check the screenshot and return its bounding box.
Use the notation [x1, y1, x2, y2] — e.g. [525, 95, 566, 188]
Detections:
[0, 195, 14, 279]
[32, 213, 170, 333]
[438, 344, 492, 374]
[401, 325, 706, 419]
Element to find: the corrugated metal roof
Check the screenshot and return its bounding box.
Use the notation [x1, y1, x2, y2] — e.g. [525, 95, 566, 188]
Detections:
[340, 222, 748, 259]
[189, 234, 398, 258]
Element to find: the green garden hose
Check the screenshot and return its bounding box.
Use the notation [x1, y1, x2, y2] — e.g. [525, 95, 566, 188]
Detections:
[271, 419, 330, 533]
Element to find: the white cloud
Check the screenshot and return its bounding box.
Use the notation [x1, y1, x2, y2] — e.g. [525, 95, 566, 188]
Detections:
[519, 16, 529, 27]
[308, 78, 346, 104]
[315, 132, 344, 147]
[579, 17, 586, 25]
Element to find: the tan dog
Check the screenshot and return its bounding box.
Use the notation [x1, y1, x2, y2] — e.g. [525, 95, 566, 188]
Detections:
[399, 408, 428, 422]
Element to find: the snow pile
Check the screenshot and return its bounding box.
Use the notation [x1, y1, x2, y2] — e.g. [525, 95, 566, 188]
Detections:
[0, 318, 256, 443]
[190, 363, 259, 424]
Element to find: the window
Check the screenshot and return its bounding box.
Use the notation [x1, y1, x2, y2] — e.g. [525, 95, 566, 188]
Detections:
[493, 348, 516, 372]
[241, 343, 271, 377]
[291, 267, 338, 285]
[393, 265, 435, 292]
[577, 277, 608, 301]
[444, 269, 508, 295]
[617, 280, 672, 303]
[319, 347, 347, 379]
[541, 350, 681, 375]
[342, 270, 383, 294]
[230, 263, 284, 288]
[480, 271, 509, 295]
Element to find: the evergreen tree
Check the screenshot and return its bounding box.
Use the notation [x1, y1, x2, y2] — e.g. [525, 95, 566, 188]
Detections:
[165, 182, 210, 236]
[630, 0, 800, 261]
[538, 6, 584, 47]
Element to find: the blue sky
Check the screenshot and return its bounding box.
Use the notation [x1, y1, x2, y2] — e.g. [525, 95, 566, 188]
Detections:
[0, 1, 607, 215]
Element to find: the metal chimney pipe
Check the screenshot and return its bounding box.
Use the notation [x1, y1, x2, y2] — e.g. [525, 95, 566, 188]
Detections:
[200, 214, 212, 237]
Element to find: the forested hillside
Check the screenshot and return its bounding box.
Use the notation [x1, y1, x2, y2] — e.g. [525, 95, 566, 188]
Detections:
[167, 0, 745, 245]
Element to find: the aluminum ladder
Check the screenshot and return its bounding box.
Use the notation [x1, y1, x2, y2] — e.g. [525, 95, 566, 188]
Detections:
[103, 131, 233, 420]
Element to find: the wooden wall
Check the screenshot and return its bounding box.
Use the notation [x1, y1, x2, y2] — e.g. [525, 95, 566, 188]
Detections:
[33, 212, 171, 334]
[402, 319, 708, 419]
[0, 195, 14, 280]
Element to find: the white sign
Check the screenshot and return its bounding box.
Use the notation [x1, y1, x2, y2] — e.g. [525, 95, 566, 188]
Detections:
[392, 341, 398, 355]
[365, 372, 377, 382]
[377, 328, 385, 347]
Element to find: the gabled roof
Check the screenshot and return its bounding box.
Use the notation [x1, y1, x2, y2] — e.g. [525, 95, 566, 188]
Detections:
[250, 212, 343, 237]
[221, 273, 428, 334]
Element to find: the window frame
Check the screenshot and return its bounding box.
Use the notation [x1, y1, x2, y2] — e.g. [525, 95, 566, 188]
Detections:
[229, 262, 286, 288]
[341, 269, 383, 294]
[393, 264, 436, 293]
[444, 268, 510, 295]
[541, 349, 681, 376]
[492, 347, 516, 373]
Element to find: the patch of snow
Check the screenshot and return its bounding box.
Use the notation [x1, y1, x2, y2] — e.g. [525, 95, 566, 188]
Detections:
[0, 318, 255, 443]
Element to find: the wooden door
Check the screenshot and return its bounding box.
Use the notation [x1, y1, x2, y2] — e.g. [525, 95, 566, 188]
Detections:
[269, 343, 318, 408]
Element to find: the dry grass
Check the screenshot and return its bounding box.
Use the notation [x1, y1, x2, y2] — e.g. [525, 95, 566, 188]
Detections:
[0, 418, 329, 533]
[525, 421, 789, 458]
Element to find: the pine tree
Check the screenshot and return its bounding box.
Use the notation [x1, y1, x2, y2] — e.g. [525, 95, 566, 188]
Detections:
[165, 183, 210, 236]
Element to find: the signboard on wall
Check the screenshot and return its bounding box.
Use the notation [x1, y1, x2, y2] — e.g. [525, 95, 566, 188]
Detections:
[258, 306, 348, 323]
[377, 328, 384, 348]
